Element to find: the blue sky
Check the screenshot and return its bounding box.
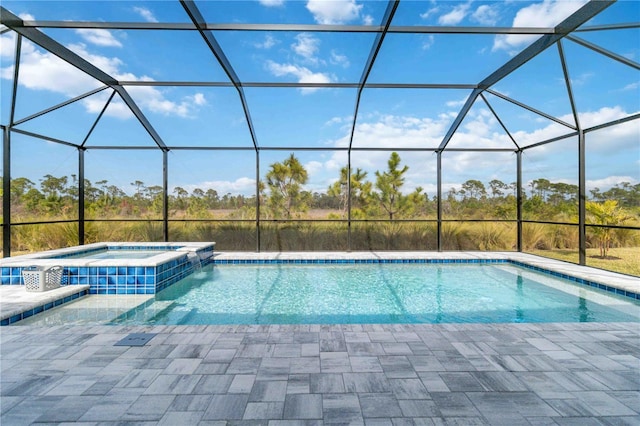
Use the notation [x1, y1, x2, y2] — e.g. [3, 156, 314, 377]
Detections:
[1, 0, 638, 198]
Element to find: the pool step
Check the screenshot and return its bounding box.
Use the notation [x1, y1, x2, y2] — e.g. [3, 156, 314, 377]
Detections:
[0, 284, 91, 325]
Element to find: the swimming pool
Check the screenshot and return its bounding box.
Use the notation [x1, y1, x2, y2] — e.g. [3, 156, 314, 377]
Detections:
[18, 262, 640, 325]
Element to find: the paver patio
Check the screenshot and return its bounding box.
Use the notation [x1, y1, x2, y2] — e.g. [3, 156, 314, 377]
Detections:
[2, 322, 639, 425]
[2, 252, 639, 424]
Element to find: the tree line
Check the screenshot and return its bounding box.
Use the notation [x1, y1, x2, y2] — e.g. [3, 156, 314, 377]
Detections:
[3, 152, 639, 224]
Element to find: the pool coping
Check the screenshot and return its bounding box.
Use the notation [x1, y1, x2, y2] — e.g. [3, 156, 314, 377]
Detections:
[1, 251, 638, 326]
[0, 241, 215, 267]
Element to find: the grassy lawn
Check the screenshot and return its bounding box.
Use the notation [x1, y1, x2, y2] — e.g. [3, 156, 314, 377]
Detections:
[532, 247, 640, 277]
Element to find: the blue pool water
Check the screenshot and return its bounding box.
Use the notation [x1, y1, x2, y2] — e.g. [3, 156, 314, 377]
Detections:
[110, 263, 640, 325]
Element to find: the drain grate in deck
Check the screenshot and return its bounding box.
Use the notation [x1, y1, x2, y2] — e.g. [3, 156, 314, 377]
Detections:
[114, 333, 157, 346]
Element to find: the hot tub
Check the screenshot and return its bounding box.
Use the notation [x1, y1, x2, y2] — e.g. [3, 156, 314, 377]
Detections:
[0, 242, 215, 294]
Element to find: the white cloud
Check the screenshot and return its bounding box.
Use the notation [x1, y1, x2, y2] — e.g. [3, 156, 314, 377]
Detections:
[189, 93, 207, 106]
[325, 116, 353, 127]
[0, 36, 206, 119]
[442, 151, 515, 179]
[306, 0, 362, 24]
[330, 50, 350, 67]
[493, 0, 588, 52]
[129, 87, 207, 118]
[80, 86, 208, 120]
[581, 106, 633, 130]
[422, 35, 435, 50]
[320, 104, 638, 193]
[438, 2, 471, 25]
[326, 117, 343, 126]
[447, 108, 518, 150]
[214, 103, 636, 196]
[471, 5, 499, 26]
[586, 175, 638, 192]
[622, 82, 639, 91]
[68, 43, 206, 118]
[522, 113, 639, 185]
[446, 98, 467, 108]
[324, 152, 348, 172]
[1, 31, 15, 58]
[578, 106, 640, 146]
[75, 29, 122, 47]
[185, 177, 256, 196]
[352, 114, 448, 150]
[420, 7, 440, 20]
[362, 14, 374, 26]
[292, 33, 321, 63]
[569, 72, 594, 86]
[0, 39, 102, 96]
[265, 60, 333, 94]
[305, 160, 324, 177]
[259, 0, 285, 6]
[66, 43, 124, 75]
[82, 94, 131, 119]
[254, 34, 278, 49]
[133, 6, 158, 23]
[512, 106, 639, 149]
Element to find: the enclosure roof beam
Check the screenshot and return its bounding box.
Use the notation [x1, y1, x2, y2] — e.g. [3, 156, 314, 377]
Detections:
[480, 93, 520, 150]
[584, 112, 640, 134]
[558, 41, 582, 132]
[118, 81, 480, 89]
[16, 19, 566, 35]
[485, 89, 577, 130]
[80, 90, 116, 148]
[82, 146, 167, 150]
[347, 0, 399, 152]
[10, 127, 80, 148]
[478, 0, 614, 90]
[575, 22, 640, 32]
[437, 88, 481, 152]
[180, 0, 259, 151]
[13, 86, 109, 126]
[113, 87, 169, 151]
[521, 132, 580, 151]
[1, 7, 115, 83]
[566, 34, 640, 70]
[438, 0, 613, 152]
[99, 145, 515, 152]
[0, 6, 169, 151]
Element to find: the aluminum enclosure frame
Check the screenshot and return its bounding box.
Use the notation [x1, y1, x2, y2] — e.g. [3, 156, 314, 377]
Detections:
[1, 0, 638, 263]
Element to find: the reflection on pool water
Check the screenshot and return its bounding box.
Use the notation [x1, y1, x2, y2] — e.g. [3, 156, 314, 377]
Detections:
[18, 263, 640, 325]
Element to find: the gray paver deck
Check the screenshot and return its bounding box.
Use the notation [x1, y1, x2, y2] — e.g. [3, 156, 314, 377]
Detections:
[2, 322, 639, 425]
[1, 252, 639, 424]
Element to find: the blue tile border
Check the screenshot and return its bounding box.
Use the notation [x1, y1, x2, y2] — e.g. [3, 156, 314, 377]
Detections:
[1, 288, 89, 326]
[212, 258, 639, 301]
[212, 259, 511, 265]
[212, 258, 509, 265]
[1, 247, 215, 295]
